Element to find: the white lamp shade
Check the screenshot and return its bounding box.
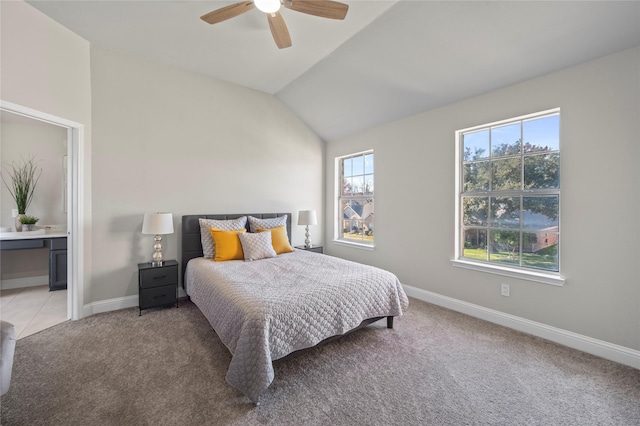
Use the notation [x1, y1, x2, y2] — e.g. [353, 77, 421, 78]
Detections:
[142, 212, 174, 235]
[298, 210, 318, 226]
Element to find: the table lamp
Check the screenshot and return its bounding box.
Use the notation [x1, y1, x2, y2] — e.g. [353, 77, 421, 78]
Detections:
[142, 212, 174, 266]
[297, 210, 317, 248]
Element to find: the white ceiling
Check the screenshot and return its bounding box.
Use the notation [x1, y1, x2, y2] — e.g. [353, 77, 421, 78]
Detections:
[26, 1, 640, 141]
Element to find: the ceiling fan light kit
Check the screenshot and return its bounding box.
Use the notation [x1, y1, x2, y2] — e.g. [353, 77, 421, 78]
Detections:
[201, 0, 349, 49]
[255, 0, 281, 14]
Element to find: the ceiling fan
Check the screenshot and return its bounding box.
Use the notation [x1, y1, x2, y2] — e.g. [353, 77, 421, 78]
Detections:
[200, 0, 349, 49]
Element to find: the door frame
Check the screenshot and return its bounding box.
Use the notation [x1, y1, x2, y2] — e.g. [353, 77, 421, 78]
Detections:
[1, 100, 85, 320]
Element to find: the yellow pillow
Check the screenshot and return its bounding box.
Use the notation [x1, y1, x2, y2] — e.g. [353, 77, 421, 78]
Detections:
[257, 225, 293, 255]
[210, 228, 246, 261]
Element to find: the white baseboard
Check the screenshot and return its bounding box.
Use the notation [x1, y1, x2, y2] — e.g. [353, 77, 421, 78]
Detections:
[82, 288, 187, 317]
[402, 284, 640, 370]
[1, 275, 48, 290]
[83, 294, 138, 317]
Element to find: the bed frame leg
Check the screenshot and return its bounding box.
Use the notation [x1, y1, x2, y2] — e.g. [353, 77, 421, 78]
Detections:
[387, 316, 394, 329]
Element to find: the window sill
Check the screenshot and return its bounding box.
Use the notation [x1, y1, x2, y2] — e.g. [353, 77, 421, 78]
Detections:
[451, 259, 565, 287]
[332, 239, 375, 251]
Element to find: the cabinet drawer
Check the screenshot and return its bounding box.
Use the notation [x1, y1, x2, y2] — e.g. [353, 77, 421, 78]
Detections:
[1, 239, 44, 250]
[139, 265, 178, 288]
[295, 246, 323, 254]
[140, 285, 177, 310]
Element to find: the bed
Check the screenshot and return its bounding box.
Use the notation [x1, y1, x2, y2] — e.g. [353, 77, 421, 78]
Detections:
[181, 213, 409, 403]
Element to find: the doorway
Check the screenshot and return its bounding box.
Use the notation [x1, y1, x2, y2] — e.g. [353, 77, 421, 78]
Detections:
[0, 100, 85, 324]
[1, 111, 68, 337]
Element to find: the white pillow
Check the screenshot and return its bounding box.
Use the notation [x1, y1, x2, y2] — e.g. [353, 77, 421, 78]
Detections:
[238, 231, 277, 261]
[248, 215, 288, 234]
[199, 216, 247, 259]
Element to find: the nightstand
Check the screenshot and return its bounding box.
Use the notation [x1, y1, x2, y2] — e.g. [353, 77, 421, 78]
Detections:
[295, 245, 323, 254]
[138, 260, 178, 315]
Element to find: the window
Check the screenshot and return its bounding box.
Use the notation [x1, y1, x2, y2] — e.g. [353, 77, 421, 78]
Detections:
[336, 151, 374, 246]
[455, 109, 561, 280]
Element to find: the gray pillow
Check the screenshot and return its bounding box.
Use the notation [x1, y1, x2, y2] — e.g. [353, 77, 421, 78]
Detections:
[238, 231, 277, 261]
[248, 215, 287, 234]
[199, 216, 247, 259]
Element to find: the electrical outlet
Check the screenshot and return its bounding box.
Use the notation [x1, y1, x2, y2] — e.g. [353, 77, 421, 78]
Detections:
[501, 283, 510, 297]
[11, 209, 18, 218]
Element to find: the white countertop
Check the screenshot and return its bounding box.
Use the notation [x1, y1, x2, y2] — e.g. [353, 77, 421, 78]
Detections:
[0, 229, 67, 241]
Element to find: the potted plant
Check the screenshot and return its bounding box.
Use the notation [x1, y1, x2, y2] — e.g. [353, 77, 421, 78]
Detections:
[19, 215, 39, 232]
[1, 155, 42, 231]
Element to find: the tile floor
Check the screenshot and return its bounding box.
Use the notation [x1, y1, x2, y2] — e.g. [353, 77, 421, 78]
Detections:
[0, 285, 68, 339]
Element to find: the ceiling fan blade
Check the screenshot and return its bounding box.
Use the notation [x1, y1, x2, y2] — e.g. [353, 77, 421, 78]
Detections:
[267, 12, 292, 49]
[284, 0, 349, 20]
[200, 1, 255, 24]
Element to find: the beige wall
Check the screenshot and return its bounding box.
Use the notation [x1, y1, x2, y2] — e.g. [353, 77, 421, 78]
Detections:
[325, 47, 640, 351]
[89, 47, 324, 303]
[0, 1, 92, 125]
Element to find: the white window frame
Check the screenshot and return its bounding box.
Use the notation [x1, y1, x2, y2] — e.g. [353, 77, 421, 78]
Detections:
[334, 150, 375, 250]
[452, 108, 565, 286]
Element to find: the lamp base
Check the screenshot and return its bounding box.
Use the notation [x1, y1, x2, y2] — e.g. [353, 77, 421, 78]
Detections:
[151, 235, 164, 267]
[304, 226, 312, 248]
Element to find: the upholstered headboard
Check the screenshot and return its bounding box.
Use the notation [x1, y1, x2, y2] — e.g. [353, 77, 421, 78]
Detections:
[181, 213, 291, 287]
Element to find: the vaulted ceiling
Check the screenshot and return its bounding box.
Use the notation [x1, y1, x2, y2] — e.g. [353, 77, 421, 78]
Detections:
[27, 1, 640, 141]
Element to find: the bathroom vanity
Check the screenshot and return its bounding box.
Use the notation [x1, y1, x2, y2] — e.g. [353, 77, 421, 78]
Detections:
[0, 230, 68, 291]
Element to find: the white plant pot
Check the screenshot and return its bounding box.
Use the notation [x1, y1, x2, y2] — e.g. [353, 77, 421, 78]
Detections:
[15, 214, 25, 232]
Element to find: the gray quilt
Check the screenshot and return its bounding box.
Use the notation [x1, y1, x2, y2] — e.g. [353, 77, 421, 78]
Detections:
[185, 249, 409, 403]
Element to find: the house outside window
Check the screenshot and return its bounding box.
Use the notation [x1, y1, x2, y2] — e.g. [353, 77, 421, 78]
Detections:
[454, 109, 562, 283]
[336, 151, 374, 247]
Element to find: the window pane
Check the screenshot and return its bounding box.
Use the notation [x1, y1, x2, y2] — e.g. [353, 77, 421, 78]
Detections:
[343, 220, 366, 241]
[523, 196, 558, 230]
[523, 232, 558, 271]
[342, 219, 358, 239]
[490, 197, 520, 229]
[463, 228, 487, 260]
[364, 174, 374, 195]
[364, 153, 374, 174]
[524, 153, 559, 189]
[342, 199, 358, 220]
[490, 230, 520, 265]
[524, 115, 559, 153]
[492, 157, 521, 190]
[342, 177, 354, 195]
[463, 161, 490, 192]
[341, 199, 373, 242]
[352, 176, 364, 194]
[491, 123, 521, 157]
[361, 200, 374, 222]
[463, 130, 489, 161]
[364, 216, 374, 240]
[463, 197, 488, 226]
[343, 158, 352, 177]
[352, 155, 364, 176]
[341, 219, 349, 236]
